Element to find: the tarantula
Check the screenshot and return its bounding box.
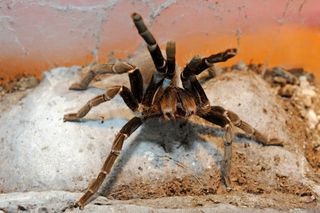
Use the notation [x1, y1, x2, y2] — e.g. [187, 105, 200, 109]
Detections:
[64, 12, 283, 209]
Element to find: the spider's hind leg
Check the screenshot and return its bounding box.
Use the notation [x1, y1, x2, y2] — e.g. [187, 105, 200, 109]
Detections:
[222, 107, 283, 146]
[198, 105, 283, 190]
[222, 123, 234, 189]
[198, 106, 234, 189]
[70, 62, 136, 90]
[64, 85, 139, 122]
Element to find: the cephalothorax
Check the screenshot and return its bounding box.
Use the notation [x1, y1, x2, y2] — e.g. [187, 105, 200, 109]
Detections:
[64, 12, 283, 209]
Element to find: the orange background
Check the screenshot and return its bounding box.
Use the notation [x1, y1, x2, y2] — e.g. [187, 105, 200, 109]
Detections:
[0, 0, 319, 83]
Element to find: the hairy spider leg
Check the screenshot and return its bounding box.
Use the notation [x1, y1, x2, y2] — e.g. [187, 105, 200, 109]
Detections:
[141, 41, 177, 107]
[128, 68, 144, 103]
[165, 41, 176, 80]
[69, 62, 138, 90]
[180, 58, 210, 107]
[198, 105, 283, 189]
[198, 106, 233, 189]
[132, 13, 179, 107]
[75, 117, 143, 209]
[182, 49, 237, 79]
[181, 49, 237, 107]
[190, 75, 210, 107]
[131, 13, 166, 73]
[219, 106, 283, 146]
[63, 85, 139, 121]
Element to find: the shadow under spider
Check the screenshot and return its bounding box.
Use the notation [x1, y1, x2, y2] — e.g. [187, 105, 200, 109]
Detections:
[85, 117, 260, 199]
[69, 115, 263, 198]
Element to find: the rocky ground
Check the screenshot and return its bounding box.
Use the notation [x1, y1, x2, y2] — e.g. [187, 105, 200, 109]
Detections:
[0, 59, 319, 213]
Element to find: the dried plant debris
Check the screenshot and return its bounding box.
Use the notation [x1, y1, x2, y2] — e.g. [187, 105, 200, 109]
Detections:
[0, 75, 39, 96]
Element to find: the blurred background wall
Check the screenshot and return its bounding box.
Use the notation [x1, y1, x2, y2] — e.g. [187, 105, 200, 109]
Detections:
[0, 0, 319, 84]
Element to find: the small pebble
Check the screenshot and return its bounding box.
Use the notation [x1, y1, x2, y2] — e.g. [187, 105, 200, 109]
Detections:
[307, 110, 318, 129]
[232, 61, 247, 71]
[37, 207, 48, 213]
[312, 135, 320, 150]
[272, 67, 297, 84]
[278, 84, 296, 97]
[303, 97, 313, 108]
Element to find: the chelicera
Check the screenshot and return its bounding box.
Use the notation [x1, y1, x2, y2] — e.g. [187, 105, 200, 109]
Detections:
[64, 12, 283, 209]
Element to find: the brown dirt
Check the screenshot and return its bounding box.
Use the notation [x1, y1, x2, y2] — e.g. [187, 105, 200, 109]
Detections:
[108, 168, 221, 200]
[106, 164, 317, 209]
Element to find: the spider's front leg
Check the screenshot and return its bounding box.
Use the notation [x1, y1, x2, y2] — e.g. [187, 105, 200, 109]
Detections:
[132, 12, 178, 107]
[131, 12, 166, 73]
[70, 62, 136, 90]
[181, 49, 237, 107]
[75, 116, 143, 209]
[181, 48, 237, 81]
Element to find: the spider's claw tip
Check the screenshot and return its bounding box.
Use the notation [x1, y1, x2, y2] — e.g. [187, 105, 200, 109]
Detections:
[69, 83, 86, 91]
[269, 138, 284, 147]
[131, 12, 141, 20]
[63, 115, 69, 122]
[63, 113, 79, 122]
[227, 48, 238, 56]
[75, 202, 85, 210]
